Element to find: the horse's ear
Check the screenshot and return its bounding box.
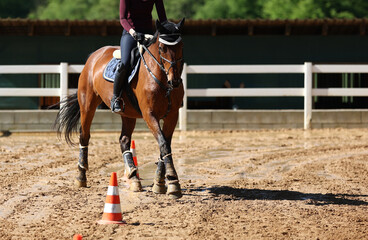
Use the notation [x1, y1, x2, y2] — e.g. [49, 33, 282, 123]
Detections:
[177, 18, 185, 31]
[156, 20, 163, 32]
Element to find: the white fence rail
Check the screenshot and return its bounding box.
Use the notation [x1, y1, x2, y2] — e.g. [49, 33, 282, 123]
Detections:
[0, 63, 83, 99]
[180, 63, 368, 130]
[1, 62, 368, 130]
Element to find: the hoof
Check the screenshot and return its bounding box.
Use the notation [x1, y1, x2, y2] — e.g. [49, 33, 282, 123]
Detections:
[75, 179, 87, 188]
[152, 183, 167, 194]
[167, 182, 182, 199]
[129, 180, 142, 192]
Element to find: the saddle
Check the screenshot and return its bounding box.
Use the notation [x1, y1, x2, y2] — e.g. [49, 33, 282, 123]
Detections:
[103, 34, 154, 83]
[103, 35, 154, 115]
[112, 46, 140, 70]
[103, 48, 140, 83]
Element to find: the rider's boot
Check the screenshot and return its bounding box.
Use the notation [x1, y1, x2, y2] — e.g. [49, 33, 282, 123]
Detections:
[110, 63, 128, 113]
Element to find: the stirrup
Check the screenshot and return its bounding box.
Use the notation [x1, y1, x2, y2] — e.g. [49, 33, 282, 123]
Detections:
[111, 97, 121, 113]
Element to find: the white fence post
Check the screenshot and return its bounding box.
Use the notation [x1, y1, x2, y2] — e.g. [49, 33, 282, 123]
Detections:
[179, 63, 187, 131]
[304, 62, 312, 130]
[60, 62, 68, 102]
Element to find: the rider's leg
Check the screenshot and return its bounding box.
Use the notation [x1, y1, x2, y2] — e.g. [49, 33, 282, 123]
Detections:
[111, 30, 137, 112]
[111, 64, 127, 112]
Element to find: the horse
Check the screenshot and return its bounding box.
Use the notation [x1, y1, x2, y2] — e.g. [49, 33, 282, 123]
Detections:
[54, 19, 185, 199]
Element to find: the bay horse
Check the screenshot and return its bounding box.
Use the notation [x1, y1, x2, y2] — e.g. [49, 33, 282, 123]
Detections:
[54, 19, 185, 199]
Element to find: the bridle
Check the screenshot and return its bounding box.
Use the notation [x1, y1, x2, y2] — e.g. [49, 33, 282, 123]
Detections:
[159, 47, 184, 81]
[139, 33, 183, 118]
[158, 33, 184, 83]
[139, 33, 183, 93]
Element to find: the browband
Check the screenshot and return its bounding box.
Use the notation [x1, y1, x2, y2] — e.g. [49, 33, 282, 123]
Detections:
[159, 33, 182, 45]
[159, 36, 182, 45]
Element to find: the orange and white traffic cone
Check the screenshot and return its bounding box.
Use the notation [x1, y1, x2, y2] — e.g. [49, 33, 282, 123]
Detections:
[73, 234, 83, 240]
[130, 140, 140, 179]
[97, 172, 125, 225]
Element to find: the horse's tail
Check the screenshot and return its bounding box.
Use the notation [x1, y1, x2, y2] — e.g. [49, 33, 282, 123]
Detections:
[53, 93, 80, 146]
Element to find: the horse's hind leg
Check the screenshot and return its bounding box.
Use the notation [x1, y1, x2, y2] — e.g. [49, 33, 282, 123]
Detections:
[144, 112, 182, 198]
[76, 89, 101, 187]
[120, 116, 142, 192]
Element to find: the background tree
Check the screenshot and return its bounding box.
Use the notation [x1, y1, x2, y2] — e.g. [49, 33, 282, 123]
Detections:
[89, 0, 119, 19]
[194, 0, 263, 19]
[29, 0, 201, 20]
[0, 0, 44, 18]
[262, 0, 368, 19]
[6, 0, 368, 20]
[164, 0, 205, 19]
[29, 0, 118, 20]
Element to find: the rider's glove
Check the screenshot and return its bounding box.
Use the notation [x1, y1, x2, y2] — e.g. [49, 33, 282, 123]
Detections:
[133, 32, 145, 44]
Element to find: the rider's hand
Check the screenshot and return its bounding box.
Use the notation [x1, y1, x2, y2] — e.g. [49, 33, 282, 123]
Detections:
[135, 33, 145, 44]
[129, 28, 136, 38]
[129, 28, 145, 44]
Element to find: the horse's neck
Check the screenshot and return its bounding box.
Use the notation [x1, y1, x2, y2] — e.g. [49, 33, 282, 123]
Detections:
[142, 40, 162, 71]
[146, 40, 160, 58]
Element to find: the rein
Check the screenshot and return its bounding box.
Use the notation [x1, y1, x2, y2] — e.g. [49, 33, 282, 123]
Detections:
[139, 34, 183, 118]
[140, 44, 172, 94]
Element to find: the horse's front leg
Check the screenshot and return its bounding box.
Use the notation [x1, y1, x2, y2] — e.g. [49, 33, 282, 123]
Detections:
[144, 112, 182, 199]
[162, 112, 182, 198]
[120, 116, 142, 192]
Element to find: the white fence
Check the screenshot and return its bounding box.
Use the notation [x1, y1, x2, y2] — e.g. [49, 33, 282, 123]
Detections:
[180, 63, 368, 130]
[1, 62, 368, 130]
[0, 63, 83, 99]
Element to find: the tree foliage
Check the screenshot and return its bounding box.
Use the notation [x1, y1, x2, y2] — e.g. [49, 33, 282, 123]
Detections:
[29, 0, 202, 20]
[2, 0, 368, 20]
[0, 0, 43, 18]
[262, 0, 368, 19]
[193, 0, 263, 19]
[164, 0, 205, 19]
[29, 0, 119, 20]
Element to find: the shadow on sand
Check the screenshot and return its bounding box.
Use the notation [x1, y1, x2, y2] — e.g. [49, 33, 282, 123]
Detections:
[188, 186, 368, 206]
[0, 130, 12, 138]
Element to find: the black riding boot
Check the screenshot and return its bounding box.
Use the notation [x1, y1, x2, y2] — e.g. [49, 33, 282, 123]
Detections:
[111, 63, 128, 113]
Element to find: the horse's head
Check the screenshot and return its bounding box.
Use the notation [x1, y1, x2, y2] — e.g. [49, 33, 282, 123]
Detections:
[155, 18, 185, 88]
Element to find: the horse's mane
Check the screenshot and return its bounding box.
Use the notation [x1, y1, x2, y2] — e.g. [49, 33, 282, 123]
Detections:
[147, 31, 159, 47]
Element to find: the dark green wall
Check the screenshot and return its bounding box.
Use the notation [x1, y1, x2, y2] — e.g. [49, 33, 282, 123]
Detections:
[185, 35, 368, 64]
[0, 35, 118, 64]
[0, 35, 118, 109]
[1, 34, 368, 109]
[184, 35, 368, 109]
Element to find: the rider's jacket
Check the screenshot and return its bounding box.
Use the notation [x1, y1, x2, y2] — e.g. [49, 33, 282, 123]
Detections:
[120, 0, 167, 32]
